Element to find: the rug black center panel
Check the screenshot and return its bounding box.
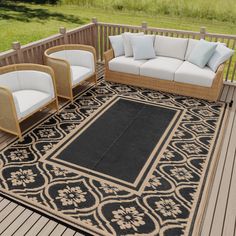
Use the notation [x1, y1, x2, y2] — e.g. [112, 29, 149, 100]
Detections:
[47, 98, 177, 184]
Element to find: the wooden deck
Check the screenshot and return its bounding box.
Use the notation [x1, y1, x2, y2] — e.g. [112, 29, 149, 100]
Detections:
[0, 67, 235, 235]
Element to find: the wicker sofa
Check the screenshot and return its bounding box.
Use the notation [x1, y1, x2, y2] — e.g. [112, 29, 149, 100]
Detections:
[104, 36, 226, 101]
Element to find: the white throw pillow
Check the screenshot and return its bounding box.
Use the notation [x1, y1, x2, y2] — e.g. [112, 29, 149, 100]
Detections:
[109, 35, 125, 57]
[154, 35, 188, 60]
[130, 35, 156, 60]
[207, 44, 234, 72]
[188, 39, 217, 68]
[185, 39, 199, 60]
[185, 39, 226, 60]
[122, 32, 144, 57]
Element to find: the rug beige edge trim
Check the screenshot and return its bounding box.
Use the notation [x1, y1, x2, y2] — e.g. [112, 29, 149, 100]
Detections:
[191, 105, 230, 236]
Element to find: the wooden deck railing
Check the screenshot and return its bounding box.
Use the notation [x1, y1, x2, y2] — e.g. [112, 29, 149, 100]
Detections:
[0, 18, 235, 82]
[0, 22, 97, 66]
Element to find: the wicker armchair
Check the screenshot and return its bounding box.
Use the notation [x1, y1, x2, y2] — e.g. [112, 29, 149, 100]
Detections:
[0, 64, 58, 140]
[44, 44, 97, 101]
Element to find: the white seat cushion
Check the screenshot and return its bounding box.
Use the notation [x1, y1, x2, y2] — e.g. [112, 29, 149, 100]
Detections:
[13, 90, 53, 119]
[70, 66, 93, 86]
[140, 56, 183, 81]
[174, 61, 216, 87]
[154, 36, 188, 60]
[108, 56, 147, 75]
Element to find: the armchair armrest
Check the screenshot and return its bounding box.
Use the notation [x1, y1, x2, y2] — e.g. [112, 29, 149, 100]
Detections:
[44, 56, 73, 99]
[0, 86, 20, 136]
[104, 49, 114, 68]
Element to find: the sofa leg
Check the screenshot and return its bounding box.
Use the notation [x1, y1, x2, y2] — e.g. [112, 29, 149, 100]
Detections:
[15, 122, 23, 142]
[55, 99, 59, 114]
[71, 96, 74, 104]
[18, 131, 23, 142]
[94, 75, 98, 87]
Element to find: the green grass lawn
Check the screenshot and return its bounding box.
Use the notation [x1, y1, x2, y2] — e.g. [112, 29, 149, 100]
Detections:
[0, 2, 236, 52]
[63, 0, 236, 24]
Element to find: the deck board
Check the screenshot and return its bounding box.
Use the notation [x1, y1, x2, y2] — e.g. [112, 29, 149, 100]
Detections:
[0, 65, 235, 236]
[13, 212, 41, 236]
[226, 86, 235, 103]
[62, 228, 77, 236]
[1, 208, 33, 236]
[209, 113, 236, 236]
[24, 216, 50, 236]
[220, 85, 229, 101]
[201, 84, 236, 236]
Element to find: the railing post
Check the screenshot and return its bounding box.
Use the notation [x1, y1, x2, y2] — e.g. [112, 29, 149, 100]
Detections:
[12, 42, 23, 63]
[141, 21, 148, 33]
[200, 26, 206, 39]
[92, 17, 99, 60]
[92, 17, 97, 24]
[60, 27, 68, 44]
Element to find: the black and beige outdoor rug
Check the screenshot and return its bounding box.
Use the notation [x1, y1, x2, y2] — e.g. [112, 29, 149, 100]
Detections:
[0, 79, 228, 236]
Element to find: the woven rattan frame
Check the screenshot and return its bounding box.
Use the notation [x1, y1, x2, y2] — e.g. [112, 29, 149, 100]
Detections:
[44, 44, 97, 101]
[0, 64, 59, 140]
[104, 49, 225, 101]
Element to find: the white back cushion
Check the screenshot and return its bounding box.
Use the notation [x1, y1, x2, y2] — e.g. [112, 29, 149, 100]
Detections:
[187, 39, 217, 68]
[122, 32, 144, 57]
[50, 50, 66, 60]
[154, 35, 188, 60]
[65, 50, 95, 72]
[51, 50, 95, 72]
[130, 35, 156, 60]
[109, 35, 125, 57]
[185, 39, 199, 60]
[17, 70, 54, 96]
[0, 71, 20, 92]
[207, 44, 234, 72]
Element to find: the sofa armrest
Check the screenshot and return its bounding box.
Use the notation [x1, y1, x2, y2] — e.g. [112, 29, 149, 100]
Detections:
[44, 56, 73, 99]
[104, 49, 114, 68]
[0, 86, 20, 135]
[212, 64, 225, 88]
